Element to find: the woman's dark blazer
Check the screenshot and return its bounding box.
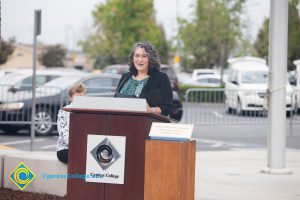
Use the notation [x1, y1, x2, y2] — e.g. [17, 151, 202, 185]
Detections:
[115, 71, 173, 116]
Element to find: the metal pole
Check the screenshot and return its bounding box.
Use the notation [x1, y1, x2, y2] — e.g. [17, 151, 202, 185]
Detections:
[262, 0, 291, 174]
[30, 10, 41, 151]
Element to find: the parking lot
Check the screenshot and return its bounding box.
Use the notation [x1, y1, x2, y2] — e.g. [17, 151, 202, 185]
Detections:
[1, 101, 300, 152]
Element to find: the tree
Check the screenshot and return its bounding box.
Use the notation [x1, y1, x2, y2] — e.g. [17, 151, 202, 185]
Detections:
[0, 39, 15, 64]
[38, 45, 66, 67]
[80, 0, 169, 68]
[178, 0, 246, 74]
[253, 18, 269, 61]
[254, 0, 300, 70]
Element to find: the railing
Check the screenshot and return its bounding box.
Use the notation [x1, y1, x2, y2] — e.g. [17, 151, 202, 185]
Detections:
[184, 88, 300, 126]
[0, 85, 64, 125]
[0, 84, 116, 134]
[1, 85, 299, 133]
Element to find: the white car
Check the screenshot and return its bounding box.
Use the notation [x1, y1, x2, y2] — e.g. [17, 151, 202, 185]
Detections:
[0, 68, 87, 92]
[184, 74, 222, 87]
[0, 68, 28, 78]
[192, 68, 218, 80]
[225, 57, 296, 115]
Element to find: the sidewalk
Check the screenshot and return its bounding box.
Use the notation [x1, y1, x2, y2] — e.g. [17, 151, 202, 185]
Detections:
[1, 146, 300, 199]
[194, 149, 300, 200]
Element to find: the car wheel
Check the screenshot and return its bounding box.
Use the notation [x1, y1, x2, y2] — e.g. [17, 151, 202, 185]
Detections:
[286, 110, 293, 118]
[295, 97, 300, 114]
[236, 98, 243, 116]
[33, 108, 53, 135]
[225, 96, 232, 114]
[170, 99, 183, 121]
[293, 103, 297, 115]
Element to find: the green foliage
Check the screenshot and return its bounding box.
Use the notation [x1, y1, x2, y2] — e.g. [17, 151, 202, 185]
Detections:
[287, 0, 300, 70]
[80, 0, 169, 69]
[178, 0, 246, 71]
[38, 45, 66, 67]
[254, 0, 300, 70]
[0, 39, 15, 65]
[254, 18, 269, 60]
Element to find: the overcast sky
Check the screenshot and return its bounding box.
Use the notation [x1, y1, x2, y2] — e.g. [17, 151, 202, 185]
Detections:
[1, 0, 270, 50]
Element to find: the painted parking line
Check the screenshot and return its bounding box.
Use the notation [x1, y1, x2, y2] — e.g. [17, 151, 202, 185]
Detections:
[195, 138, 267, 150]
[212, 111, 223, 118]
[0, 138, 46, 146]
[195, 138, 223, 148]
[41, 144, 57, 149]
[0, 145, 15, 150]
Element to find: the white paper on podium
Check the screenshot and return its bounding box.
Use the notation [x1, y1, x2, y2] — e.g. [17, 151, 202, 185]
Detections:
[149, 122, 194, 141]
[70, 96, 147, 112]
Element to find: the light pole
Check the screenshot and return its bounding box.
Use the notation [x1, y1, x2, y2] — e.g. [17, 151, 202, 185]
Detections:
[174, 0, 181, 72]
[31, 10, 42, 151]
[65, 25, 76, 51]
[262, 0, 292, 174]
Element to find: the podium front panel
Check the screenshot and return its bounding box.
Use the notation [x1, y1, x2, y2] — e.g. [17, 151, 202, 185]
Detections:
[67, 113, 107, 200]
[104, 115, 152, 200]
[67, 111, 166, 200]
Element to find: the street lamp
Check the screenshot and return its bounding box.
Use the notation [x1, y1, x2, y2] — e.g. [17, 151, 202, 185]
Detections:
[65, 25, 76, 51]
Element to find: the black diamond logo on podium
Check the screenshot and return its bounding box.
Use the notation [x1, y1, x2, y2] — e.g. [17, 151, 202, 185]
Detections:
[90, 137, 121, 170]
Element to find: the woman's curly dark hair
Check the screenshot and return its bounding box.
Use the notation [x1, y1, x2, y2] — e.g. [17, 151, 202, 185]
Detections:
[128, 41, 161, 76]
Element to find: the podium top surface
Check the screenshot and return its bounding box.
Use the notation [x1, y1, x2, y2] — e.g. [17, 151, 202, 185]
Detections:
[63, 107, 174, 123]
[63, 96, 175, 123]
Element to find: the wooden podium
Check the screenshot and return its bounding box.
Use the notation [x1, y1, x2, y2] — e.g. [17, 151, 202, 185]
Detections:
[64, 97, 196, 200]
[144, 140, 196, 200]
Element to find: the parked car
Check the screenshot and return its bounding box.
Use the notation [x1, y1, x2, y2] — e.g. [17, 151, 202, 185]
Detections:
[0, 68, 86, 93]
[102, 64, 180, 91]
[183, 74, 222, 87]
[225, 57, 296, 115]
[0, 72, 183, 135]
[192, 68, 218, 81]
[102, 64, 130, 75]
[0, 73, 120, 135]
[0, 68, 25, 78]
[170, 91, 183, 121]
[160, 65, 179, 91]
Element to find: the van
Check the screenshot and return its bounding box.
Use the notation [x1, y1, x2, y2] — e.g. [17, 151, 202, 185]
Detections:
[225, 56, 296, 115]
[293, 60, 300, 112]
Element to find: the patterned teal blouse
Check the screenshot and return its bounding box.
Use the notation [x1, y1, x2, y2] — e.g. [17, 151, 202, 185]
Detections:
[120, 76, 149, 97]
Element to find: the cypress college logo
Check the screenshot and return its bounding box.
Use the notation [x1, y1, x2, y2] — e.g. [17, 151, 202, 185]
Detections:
[9, 162, 36, 190]
[90, 137, 121, 170]
[86, 135, 126, 184]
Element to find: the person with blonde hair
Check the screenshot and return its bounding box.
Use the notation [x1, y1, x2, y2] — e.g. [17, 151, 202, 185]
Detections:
[57, 83, 86, 164]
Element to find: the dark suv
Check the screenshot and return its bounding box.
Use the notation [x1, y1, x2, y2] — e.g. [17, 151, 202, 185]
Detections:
[160, 65, 179, 92]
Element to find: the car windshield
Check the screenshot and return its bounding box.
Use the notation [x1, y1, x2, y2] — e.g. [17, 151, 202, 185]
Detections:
[241, 71, 268, 84]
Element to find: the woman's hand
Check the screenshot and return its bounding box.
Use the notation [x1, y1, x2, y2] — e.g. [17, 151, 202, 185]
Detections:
[146, 103, 162, 114]
[146, 103, 152, 112]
